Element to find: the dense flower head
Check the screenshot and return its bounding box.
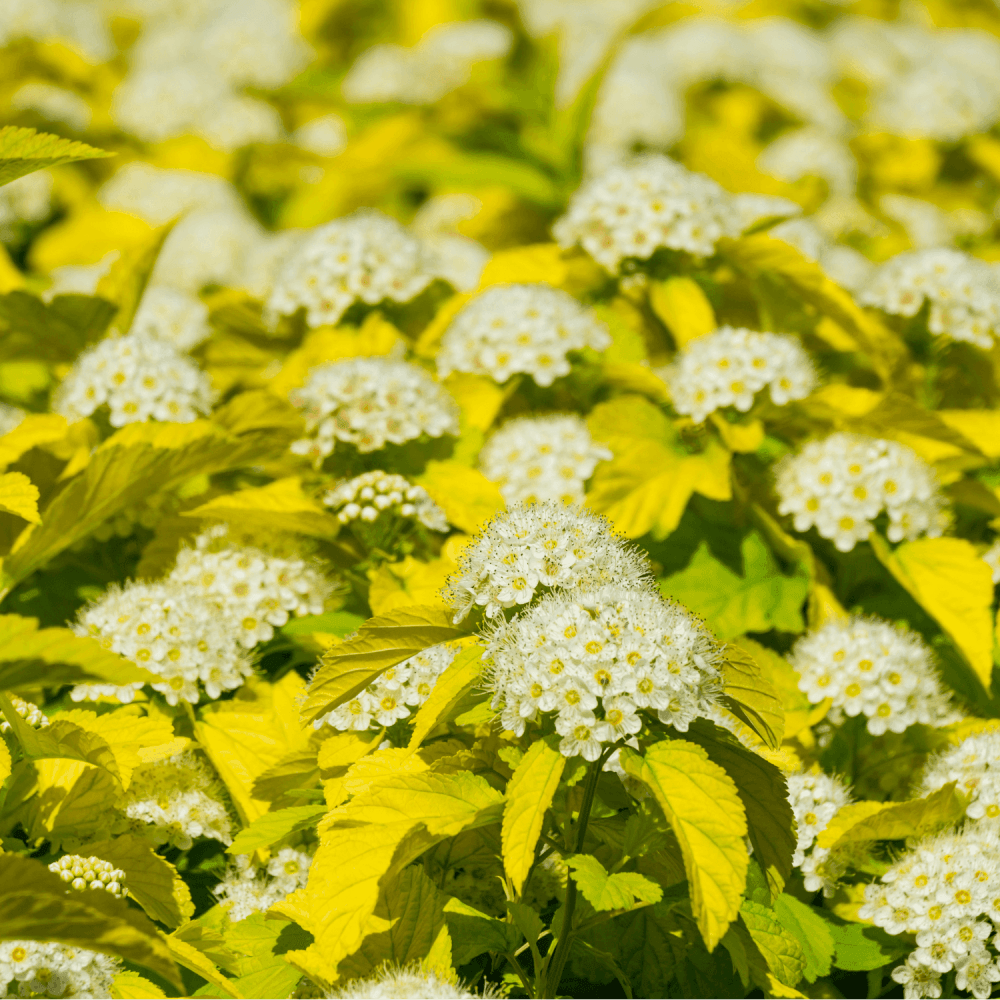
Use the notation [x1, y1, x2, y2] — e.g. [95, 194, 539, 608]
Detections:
[266, 210, 437, 328]
[920, 730, 1000, 823]
[49, 855, 126, 897]
[323, 471, 448, 532]
[0, 940, 119, 999]
[167, 523, 334, 648]
[312, 642, 459, 731]
[444, 501, 651, 621]
[131, 285, 211, 351]
[859, 823, 1000, 998]
[289, 356, 459, 463]
[787, 769, 852, 896]
[790, 617, 955, 736]
[0, 693, 48, 733]
[122, 750, 233, 850]
[487, 582, 723, 758]
[479, 414, 611, 506]
[858, 249, 1000, 349]
[325, 962, 499, 999]
[213, 848, 312, 921]
[71, 579, 253, 705]
[775, 432, 949, 552]
[53, 331, 214, 427]
[436, 284, 611, 386]
[552, 154, 744, 271]
[661, 326, 817, 423]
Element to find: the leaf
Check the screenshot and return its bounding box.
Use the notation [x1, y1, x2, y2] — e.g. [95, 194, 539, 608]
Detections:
[166, 932, 241, 999]
[649, 277, 716, 348]
[282, 611, 365, 639]
[870, 535, 994, 691]
[0, 414, 68, 470]
[415, 461, 503, 534]
[316, 729, 384, 771]
[0, 853, 181, 987]
[273, 771, 503, 984]
[0, 471, 38, 524]
[772, 895, 834, 983]
[183, 477, 340, 538]
[739, 900, 806, 989]
[502, 736, 566, 895]
[0, 126, 112, 186]
[110, 971, 168, 999]
[407, 643, 484, 749]
[717, 645, 784, 750]
[828, 919, 910, 971]
[220, 914, 304, 1000]
[659, 534, 808, 640]
[620, 741, 748, 951]
[938, 410, 1000, 458]
[732, 636, 814, 742]
[97, 224, 175, 338]
[227, 805, 327, 855]
[565, 855, 663, 912]
[478, 244, 571, 288]
[0, 738, 9, 786]
[368, 556, 454, 616]
[444, 897, 522, 965]
[301, 605, 469, 726]
[81, 834, 193, 928]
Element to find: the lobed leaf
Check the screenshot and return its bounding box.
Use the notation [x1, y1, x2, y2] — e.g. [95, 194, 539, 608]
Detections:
[0, 126, 112, 186]
[565, 854, 664, 912]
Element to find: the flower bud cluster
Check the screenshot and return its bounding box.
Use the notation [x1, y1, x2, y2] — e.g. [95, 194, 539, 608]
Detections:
[122, 751, 233, 850]
[49, 855, 126, 897]
[920, 730, 1000, 823]
[486, 580, 723, 760]
[313, 642, 459, 731]
[436, 284, 611, 387]
[213, 848, 312, 922]
[858, 249, 1000, 350]
[266, 210, 436, 328]
[661, 326, 817, 423]
[53, 331, 214, 427]
[290, 357, 459, 463]
[775, 432, 949, 552]
[552, 154, 744, 271]
[0, 693, 48, 733]
[0, 940, 119, 1000]
[790, 617, 955, 736]
[787, 769, 852, 896]
[479, 415, 611, 506]
[323, 471, 448, 532]
[860, 823, 1000, 1000]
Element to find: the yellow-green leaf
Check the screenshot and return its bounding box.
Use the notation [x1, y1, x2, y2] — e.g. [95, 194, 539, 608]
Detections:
[502, 737, 566, 895]
[407, 642, 483, 749]
[0, 470, 39, 523]
[564, 854, 663, 911]
[302, 606, 469, 726]
[740, 900, 806, 989]
[870, 535, 994, 690]
[718, 645, 784, 750]
[165, 931, 241, 999]
[477, 244, 569, 288]
[97, 224, 175, 338]
[227, 804, 327, 855]
[0, 414, 68, 471]
[649, 276, 716, 348]
[620, 741, 747, 951]
[0, 737, 10, 786]
[415, 461, 504, 535]
[0, 126, 112, 186]
[317, 728, 384, 771]
[110, 971, 167, 999]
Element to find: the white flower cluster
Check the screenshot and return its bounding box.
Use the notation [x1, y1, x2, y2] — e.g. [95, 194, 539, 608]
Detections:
[553, 154, 744, 271]
[266, 210, 436, 328]
[660, 326, 817, 423]
[10, 82, 92, 131]
[131, 285, 211, 351]
[488, 582, 722, 759]
[860, 823, 1000, 1000]
[326, 963, 498, 999]
[289, 357, 459, 463]
[858, 249, 1000, 350]
[775, 432, 949, 552]
[0, 693, 48, 733]
[757, 127, 857, 197]
[920, 731, 1000, 823]
[49, 855, 126, 897]
[479, 414, 611, 506]
[313, 642, 459, 731]
[53, 332, 214, 427]
[168, 523, 333, 649]
[72, 580, 253, 705]
[444, 502, 650, 621]
[790, 617, 955, 736]
[787, 769, 852, 897]
[323, 471, 448, 532]
[122, 750, 233, 850]
[984, 541, 1000, 584]
[436, 284, 611, 387]
[213, 848, 312, 922]
[342, 20, 512, 105]
[0, 941, 119, 1000]
[410, 194, 491, 294]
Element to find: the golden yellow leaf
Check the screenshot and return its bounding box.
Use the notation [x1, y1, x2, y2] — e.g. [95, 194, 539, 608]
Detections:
[414, 294, 472, 360]
[710, 415, 764, 453]
[0, 471, 39, 524]
[165, 932, 241, 999]
[442, 373, 505, 432]
[0, 244, 24, 293]
[31, 207, 152, 272]
[415, 461, 503, 535]
[649, 277, 716, 347]
[406, 643, 482, 750]
[368, 556, 454, 616]
[0, 737, 10, 786]
[477, 244, 568, 288]
[0, 414, 68, 471]
[937, 410, 1000, 458]
[601, 362, 671, 404]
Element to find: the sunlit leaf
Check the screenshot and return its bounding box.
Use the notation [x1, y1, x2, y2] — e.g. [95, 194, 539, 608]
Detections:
[0, 126, 112, 186]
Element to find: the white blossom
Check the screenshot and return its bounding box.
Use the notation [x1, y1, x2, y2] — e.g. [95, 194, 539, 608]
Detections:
[786, 769, 852, 896]
[10, 82, 92, 131]
[326, 962, 501, 999]
[0, 940, 119, 1000]
[213, 848, 311, 921]
[983, 541, 1000, 585]
[920, 730, 1000, 823]
[323, 471, 448, 532]
[293, 114, 348, 157]
[131, 285, 211, 351]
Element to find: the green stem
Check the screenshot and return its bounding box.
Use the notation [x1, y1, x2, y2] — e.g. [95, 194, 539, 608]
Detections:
[541, 748, 611, 998]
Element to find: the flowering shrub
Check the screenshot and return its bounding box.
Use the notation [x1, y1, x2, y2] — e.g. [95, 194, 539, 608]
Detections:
[4, 4, 1000, 1000]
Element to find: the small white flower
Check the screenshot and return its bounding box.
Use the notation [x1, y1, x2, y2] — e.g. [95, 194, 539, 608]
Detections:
[213, 848, 312, 921]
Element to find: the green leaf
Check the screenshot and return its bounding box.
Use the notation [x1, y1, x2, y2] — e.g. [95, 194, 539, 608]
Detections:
[717, 644, 784, 750]
[281, 611, 365, 638]
[828, 919, 909, 971]
[0, 126, 112, 186]
[165, 932, 241, 999]
[659, 533, 808, 640]
[564, 855, 664, 912]
[0, 853, 181, 988]
[739, 899, 806, 989]
[0, 293, 116, 361]
[620, 741, 748, 951]
[301, 605, 469, 725]
[110, 971, 168, 999]
[220, 914, 304, 1000]
[0, 471, 39, 524]
[97, 223, 177, 338]
[407, 642, 484, 749]
[444, 896, 522, 966]
[227, 805, 327, 855]
[772, 895, 834, 983]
